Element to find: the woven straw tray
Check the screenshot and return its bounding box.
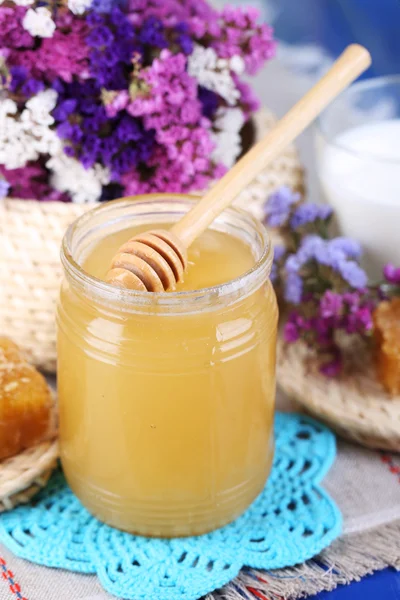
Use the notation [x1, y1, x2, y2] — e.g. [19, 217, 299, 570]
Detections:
[0, 439, 59, 512]
[277, 341, 400, 452]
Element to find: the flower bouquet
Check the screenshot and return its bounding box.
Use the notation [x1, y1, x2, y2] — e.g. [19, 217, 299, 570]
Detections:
[265, 187, 400, 451]
[0, 0, 304, 370]
[0, 0, 277, 202]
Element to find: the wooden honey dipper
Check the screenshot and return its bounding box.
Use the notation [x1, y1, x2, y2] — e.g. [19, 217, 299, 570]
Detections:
[106, 44, 371, 292]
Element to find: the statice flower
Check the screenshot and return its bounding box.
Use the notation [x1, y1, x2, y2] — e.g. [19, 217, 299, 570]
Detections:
[68, 0, 92, 16]
[285, 272, 303, 304]
[47, 152, 110, 203]
[329, 237, 362, 260]
[22, 7, 55, 38]
[264, 186, 301, 227]
[139, 16, 167, 48]
[127, 50, 222, 192]
[10, 12, 89, 83]
[53, 78, 154, 182]
[271, 245, 285, 283]
[383, 263, 400, 285]
[1, 0, 276, 202]
[286, 234, 368, 294]
[0, 5, 34, 51]
[198, 87, 219, 120]
[0, 90, 61, 169]
[174, 22, 193, 55]
[232, 74, 260, 117]
[319, 291, 343, 319]
[0, 162, 68, 201]
[211, 6, 276, 75]
[91, 0, 120, 13]
[127, 0, 219, 33]
[290, 203, 332, 229]
[188, 45, 243, 106]
[212, 106, 245, 168]
[9, 65, 44, 98]
[2, 0, 34, 5]
[86, 7, 136, 89]
[0, 177, 10, 199]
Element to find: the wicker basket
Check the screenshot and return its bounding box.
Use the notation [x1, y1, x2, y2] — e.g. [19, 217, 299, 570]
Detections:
[277, 341, 400, 452]
[0, 108, 304, 372]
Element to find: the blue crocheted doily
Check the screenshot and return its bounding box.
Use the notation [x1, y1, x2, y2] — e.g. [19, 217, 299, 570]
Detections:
[0, 413, 341, 600]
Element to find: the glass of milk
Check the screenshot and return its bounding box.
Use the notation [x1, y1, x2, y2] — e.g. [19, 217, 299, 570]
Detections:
[315, 75, 400, 282]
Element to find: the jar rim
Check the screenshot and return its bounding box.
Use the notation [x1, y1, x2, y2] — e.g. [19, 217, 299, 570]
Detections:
[61, 194, 273, 314]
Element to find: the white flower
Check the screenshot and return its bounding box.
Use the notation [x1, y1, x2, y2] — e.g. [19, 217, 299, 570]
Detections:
[188, 45, 241, 106]
[0, 0, 33, 5]
[24, 89, 58, 125]
[67, 0, 92, 15]
[47, 153, 110, 204]
[0, 90, 61, 170]
[229, 55, 245, 75]
[212, 107, 245, 168]
[22, 7, 56, 39]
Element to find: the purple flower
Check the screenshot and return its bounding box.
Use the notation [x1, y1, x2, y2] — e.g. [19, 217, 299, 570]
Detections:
[283, 321, 299, 343]
[52, 99, 78, 121]
[289, 234, 368, 290]
[0, 178, 10, 199]
[86, 11, 105, 25]
[271, 245, 285, 283]
[344, 307, 372, 335]
[139, 16, 168, 48]
[284, 272, 303, 304]
[9, 65, 27, 92]
[86, 25, 114, 48]
[9, 66, 44, 97]
[314, 317, 334, 345]
[211, 6, 276, 75]
[21, 78, 44, 96]
[356, 307, 373, 331]
[198, 86, 219, 119]
[264, 186, 300, 228]
[290, 203, 332, 229]
[383, 263, 400, 285]
[320, 357, 342, 377]
[320, 291, 343, 319]
[337, 261, 368, 289]
[174, 21, 194, 55]
[91, 0, 117, 13]
[329, 237, 362, 260]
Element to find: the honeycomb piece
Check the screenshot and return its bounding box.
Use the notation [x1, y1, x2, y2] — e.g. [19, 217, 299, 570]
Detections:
[373, 298, 400, 396]
[0, 337, 55, 460]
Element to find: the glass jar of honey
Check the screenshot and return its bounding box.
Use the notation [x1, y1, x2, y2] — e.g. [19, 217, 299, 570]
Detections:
[57, 194, 278, 537]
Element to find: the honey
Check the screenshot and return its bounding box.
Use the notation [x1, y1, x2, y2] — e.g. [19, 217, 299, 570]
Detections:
[373, 298, 400, 396]
[57, 195, 278, 537]
[0, 337, 54, 460]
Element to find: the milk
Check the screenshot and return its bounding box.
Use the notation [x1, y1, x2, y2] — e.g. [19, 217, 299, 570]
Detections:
[317, 120, 400, 281]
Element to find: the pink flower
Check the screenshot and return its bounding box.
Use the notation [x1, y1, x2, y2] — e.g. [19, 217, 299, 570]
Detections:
[211, 6, 276, 75]
[383, 263, 400, 285]
[0, 6, 34, 51]
[283, 321, 299, 343]
[233, 74, 260, 118]
[0, 162, 69, 201]
[319, 291, 343, 319]
[104, 90, 129, 118]
[8, 11, 89, 83]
